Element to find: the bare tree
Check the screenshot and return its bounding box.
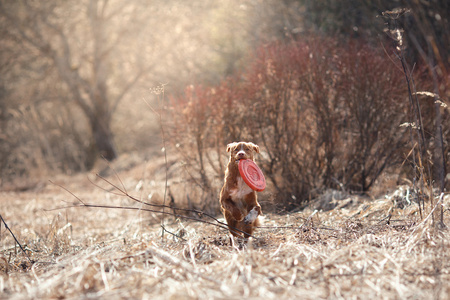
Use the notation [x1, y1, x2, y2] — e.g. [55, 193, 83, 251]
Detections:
[0, 0, 157, 161]
[0, 0, 307, 179]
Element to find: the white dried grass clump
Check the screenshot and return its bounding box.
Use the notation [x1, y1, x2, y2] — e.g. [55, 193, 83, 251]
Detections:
[1, 179, 450, 299]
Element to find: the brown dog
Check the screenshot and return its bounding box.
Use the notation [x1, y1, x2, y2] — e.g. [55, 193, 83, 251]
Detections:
[220, 141, 262, 238]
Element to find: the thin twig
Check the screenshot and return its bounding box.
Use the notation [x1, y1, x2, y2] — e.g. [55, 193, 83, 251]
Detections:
[0, 214, 33, 264]
[49, 180, 86, 205]
[101, 155, 128, 195]
[47, 203, 248, 238]
[49, 179, 255, 239]
[299, 209, 318, 230]
[144, 84, 169, 239]
[94, 174, 228, 228]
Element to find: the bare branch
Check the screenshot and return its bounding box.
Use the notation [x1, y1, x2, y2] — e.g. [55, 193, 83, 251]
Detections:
[49, 177, 254, 239]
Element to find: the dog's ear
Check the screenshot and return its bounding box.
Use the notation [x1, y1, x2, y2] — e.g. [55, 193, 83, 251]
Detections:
[249, 142, 260, 153]
[226, 142, 236, 153]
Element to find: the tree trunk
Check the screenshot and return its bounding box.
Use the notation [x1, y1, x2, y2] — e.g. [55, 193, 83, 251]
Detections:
[89, 114, 117, 161]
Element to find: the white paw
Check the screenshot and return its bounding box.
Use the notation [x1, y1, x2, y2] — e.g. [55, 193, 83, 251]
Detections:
[244, 208, 258, 224]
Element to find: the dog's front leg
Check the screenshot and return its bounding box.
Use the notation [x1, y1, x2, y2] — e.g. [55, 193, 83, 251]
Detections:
[244, 206, 261, 224]
[243, 194, 261, 224]
[221, 197, 244, 221]
[244, 207, 259, 224]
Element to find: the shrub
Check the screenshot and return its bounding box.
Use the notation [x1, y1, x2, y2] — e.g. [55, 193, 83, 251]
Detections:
[169, 36, 432, 209]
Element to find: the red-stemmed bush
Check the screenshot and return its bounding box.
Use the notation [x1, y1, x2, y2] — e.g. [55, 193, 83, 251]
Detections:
[169, 36, 436, 209]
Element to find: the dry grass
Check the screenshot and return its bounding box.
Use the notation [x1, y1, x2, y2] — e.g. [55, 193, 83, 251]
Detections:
[1, 154, 450, 299]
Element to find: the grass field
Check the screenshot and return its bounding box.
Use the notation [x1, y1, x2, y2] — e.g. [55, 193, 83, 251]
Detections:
[1, 153, 449, 299]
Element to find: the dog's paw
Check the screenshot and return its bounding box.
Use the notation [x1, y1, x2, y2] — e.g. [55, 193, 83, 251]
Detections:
[244, 207, 258, 224]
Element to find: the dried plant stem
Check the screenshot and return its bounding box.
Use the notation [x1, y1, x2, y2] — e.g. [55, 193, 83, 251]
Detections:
[145, 84, 170, 239]
[397, 43, 432, 220]
[0, 214, 32, 264]
[299, 209, 318, 230]
[49, 203, 232, 233]
[408, 23, 447, 218]
[50, 178, 255, 239]
[386, 10, 445, 228]
[406, 193, 444, 245]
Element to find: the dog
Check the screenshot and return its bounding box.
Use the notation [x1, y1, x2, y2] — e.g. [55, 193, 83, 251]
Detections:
[220, 141, 262, 239]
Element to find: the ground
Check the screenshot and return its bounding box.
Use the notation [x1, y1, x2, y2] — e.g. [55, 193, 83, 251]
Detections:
[1, 153, 450, 299]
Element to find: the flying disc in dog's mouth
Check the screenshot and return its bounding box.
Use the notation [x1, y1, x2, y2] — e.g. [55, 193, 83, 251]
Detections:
[238, 159, 266, 192]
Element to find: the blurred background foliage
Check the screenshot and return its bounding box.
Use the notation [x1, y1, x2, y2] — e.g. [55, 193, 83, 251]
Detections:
[0, 0, 448, 208]
[0, 0, 297, 180]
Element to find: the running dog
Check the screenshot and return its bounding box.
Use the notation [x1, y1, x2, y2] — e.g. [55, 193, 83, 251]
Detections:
[219, 141, 262, 238]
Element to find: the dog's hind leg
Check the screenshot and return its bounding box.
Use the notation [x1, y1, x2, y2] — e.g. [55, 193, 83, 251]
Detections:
[221, 198, 244, 221]
[237, 221, 255, 239]
[224, 210, 242, 238]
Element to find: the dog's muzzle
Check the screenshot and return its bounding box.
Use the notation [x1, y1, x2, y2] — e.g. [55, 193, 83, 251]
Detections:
[236, 150, 247, 161]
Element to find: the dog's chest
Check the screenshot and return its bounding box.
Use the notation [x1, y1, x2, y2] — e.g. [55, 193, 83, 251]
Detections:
[229, 176, 253, 202]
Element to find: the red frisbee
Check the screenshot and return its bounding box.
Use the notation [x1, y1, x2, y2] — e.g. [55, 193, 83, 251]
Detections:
[238, 159, 266, 192]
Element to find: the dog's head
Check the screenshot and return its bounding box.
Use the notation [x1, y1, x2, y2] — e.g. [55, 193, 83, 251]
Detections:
[226, 142, 260, 163]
